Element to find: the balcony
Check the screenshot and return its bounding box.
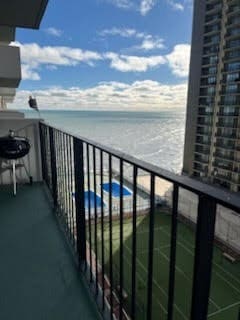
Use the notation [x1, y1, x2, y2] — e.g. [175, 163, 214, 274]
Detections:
[214, 151, 235, 161]
[216, 121, 238, 128]
[215, 131, 237, 139]
[0, 183, 100, 320]
[1, 120, 240, 320]
[213, 173, 232, 182]
[227, 6, 240, 17]
[212, 161, 233, 171]
[217, 112, 239, 117]
[214, 141, 235, 150]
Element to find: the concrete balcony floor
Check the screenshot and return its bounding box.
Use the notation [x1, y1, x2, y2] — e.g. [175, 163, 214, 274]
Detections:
[0, 183, 101, 320]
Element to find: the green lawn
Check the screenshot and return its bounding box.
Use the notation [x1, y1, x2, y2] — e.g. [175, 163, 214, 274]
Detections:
[88, 211, 240, 320]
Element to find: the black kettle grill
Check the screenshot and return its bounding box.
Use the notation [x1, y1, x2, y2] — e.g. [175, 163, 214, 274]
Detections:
[0, 131, 30, 159]
[0, 130, 31, 195]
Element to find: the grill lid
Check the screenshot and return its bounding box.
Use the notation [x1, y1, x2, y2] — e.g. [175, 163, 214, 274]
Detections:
[0, 130, 31, 160]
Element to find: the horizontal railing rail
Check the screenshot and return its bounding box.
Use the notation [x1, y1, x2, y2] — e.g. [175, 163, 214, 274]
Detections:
[39, 121, 240, 320]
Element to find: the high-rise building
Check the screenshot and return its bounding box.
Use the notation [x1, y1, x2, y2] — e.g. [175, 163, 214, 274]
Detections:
[183, 0, 240, 192]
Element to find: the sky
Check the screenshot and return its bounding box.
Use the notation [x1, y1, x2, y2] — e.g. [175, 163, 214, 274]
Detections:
[11, 0, 193, 110]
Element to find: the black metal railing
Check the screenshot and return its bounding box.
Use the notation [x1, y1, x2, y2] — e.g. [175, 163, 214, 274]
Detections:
[39, 122, 240, 320]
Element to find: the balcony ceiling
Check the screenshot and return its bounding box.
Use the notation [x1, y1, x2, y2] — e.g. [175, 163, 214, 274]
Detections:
[0, 0, 49, 29]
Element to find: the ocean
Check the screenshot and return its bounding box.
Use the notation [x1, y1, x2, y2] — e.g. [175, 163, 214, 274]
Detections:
[25, 109, 186, 173]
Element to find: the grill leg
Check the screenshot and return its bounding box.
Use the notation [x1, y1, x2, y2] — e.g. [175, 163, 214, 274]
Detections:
[12, 160, 16, 196]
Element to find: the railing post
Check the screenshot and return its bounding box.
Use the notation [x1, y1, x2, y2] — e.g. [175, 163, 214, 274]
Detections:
[39, 123, 46, 182]
[191, 194, 217, 320]
[49, 127, 58, 207]
[167, 183, 179, 320]
[73, 137, 86, 267]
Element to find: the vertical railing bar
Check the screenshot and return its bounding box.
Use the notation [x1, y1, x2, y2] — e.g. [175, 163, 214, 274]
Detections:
[44, 126, 49, 188]
[59, 131, 64, 215]
[69, 136, 75, 246]
[43, 126, 48, 187]
[49, 127, 58, 207]
[66, 134, 73, 240]
[131, 165, 138, 320]
[58, 130, 64, 215]
[69, 135, 74, 241]
[100, 150, 105, 311]
[64, 133, 70, 231]
[87, 143, 93, 282]
[109, 154, 113, 320]
[93, 146, 99, 295]
[47, 126, 51, 188]
[73, 138, 87, 267]
[147, 173, 155, 320]
[61, 133, 68, 228]
[58, 131, 63, 213]
[72, 136, 77, 251]
[167, 183, 179, 320]
[63, 134, 69, 231]
[39, 124, 46, 182]
[190, 194, 217, 320]
[119, 159, 124, 320]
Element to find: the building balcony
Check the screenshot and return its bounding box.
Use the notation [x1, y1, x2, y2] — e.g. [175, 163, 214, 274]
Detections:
[214, 151, 236, 162]
[216, 121, 238, 128]
[215, 131, 237, 140]
[212, 162, 233, 172]
[198, 111, 214, 116]
[225, 32, 240, 42]
[204, 27, 221, 36]
[197, 116, 213, 124]
[227, 6, 240, 17]
[0, 183, 100, 320]
[206, 4, 222, 15]
[195, 149, 211, 155]
[205, 16, 221, 26]
[1, 118, 240, 320]
[213, 173, 232, 182]
[217, 112, 239, 117]
[214, 142, 235, 150]
[196, 139, 211, 146]
[224, 53, 240, 63]
[194, 157, 209, 165]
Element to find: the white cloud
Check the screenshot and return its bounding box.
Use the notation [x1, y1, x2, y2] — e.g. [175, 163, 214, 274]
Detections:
[140, 0, 156, 15]
[12, 42, 102, 81]
[16, 42, 102, 67]
[167, 0, 184, 11]
[12, 41, 189, 80]
[137, 36, 165, 50]
[166, 44, 190, 77]
[99, 27, 138, 38]
[44, 27, 63, 37]
[105, 52, 166, 72]
[21, 65, 41, 81]
[105, 0, 156, 15]
[107, 0, 133, 10]
[11, 80, 187, 110]
[99, 27, 165, 51]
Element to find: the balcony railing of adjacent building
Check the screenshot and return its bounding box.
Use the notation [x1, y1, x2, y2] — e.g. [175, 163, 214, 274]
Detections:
[212, 161, 233, 172]
[216, 120, 238, 128]
[39, 122, 240, 320]
[215, 131, 237, 139]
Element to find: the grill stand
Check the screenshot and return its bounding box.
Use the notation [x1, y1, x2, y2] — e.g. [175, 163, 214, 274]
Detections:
[0, 159, 33, 196]
[12, 160, 16, 196]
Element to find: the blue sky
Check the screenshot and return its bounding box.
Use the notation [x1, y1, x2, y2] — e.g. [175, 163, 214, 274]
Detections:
[12, 0, 193, 110]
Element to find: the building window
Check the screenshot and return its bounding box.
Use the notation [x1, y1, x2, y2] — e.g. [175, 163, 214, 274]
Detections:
[226, 61, 240, 71]
[226, 72, 240, 82]
[225, 84, 238, 93]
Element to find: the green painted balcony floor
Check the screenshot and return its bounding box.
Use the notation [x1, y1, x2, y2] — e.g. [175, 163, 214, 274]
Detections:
[0, 183, 101, 320]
